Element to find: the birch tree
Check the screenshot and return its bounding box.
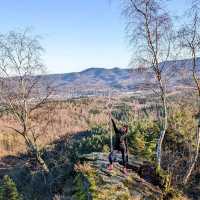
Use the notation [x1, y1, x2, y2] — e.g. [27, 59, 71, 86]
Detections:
[178, 4, 200, 184]
[123, 0, 173, 168]
[0, 30, 53, 172]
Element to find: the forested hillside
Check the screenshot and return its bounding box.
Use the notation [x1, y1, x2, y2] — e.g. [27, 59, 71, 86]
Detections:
[0, 94, 199, 199]
[28, 58, 200, 99]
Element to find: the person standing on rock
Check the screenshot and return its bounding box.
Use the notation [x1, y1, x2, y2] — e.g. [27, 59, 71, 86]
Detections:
[107, 114, 129, 175]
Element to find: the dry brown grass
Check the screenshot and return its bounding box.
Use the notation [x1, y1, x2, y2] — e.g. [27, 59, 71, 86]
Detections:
[74, 162, 93, 173]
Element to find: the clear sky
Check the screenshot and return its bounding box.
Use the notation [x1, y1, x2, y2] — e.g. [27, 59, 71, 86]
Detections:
[0, 0, 189, 74]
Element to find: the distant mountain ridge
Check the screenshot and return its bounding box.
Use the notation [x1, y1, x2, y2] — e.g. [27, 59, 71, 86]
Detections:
[42, 58, 200, 98]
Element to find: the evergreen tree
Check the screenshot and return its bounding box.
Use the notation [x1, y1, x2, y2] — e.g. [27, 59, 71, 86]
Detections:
[0, 175, 22, 200]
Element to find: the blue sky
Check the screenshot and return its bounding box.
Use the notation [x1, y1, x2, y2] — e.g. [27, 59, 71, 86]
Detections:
[0, 0, 189, 73]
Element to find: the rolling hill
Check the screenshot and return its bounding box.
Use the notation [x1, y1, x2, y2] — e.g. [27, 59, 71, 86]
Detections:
[41, 58, 199, 99]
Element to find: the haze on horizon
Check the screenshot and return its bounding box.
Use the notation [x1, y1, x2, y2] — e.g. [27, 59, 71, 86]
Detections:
[0, 0, 189, 74]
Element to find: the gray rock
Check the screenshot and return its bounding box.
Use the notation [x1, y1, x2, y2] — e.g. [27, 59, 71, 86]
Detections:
[74, 152, 163, 200]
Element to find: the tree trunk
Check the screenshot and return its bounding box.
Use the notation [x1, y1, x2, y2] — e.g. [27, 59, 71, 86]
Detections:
[156, 91, 168, 169]
[183, 53, 200, 184]
[24, 135, 49, 173]
[183, 117, 200, 185]
[36, 152, 49, 173]
[156, 129, 166, 169]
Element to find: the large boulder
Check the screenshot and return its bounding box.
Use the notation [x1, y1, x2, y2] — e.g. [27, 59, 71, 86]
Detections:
[73, 152, 164, 200]
[71, 153, 190, 200]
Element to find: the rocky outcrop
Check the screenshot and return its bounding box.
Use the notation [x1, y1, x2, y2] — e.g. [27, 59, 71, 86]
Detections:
[72, 152, 166, 200]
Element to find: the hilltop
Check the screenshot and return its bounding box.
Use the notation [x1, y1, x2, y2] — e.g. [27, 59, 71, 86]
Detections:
[41, 58, 199, 99]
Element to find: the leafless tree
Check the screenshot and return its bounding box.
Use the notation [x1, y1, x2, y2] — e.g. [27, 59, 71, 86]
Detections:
[178, 4, 200, 184]
[0, 30, 54, 172]
[123, 0, 174, 168]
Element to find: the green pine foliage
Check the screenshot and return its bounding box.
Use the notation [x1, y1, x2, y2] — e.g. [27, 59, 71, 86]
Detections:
[128, 119, 159, 160]
[0, 175, 22, 200]
[69, 126, 110, 160]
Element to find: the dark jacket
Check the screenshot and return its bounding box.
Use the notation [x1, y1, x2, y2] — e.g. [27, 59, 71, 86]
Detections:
[111, 118, 128, 151]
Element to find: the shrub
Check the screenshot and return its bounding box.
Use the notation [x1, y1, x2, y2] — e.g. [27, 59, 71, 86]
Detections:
[69, 126, 110, 161]
[0, 175, 22, 200]
[128, 119, 159, 161]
